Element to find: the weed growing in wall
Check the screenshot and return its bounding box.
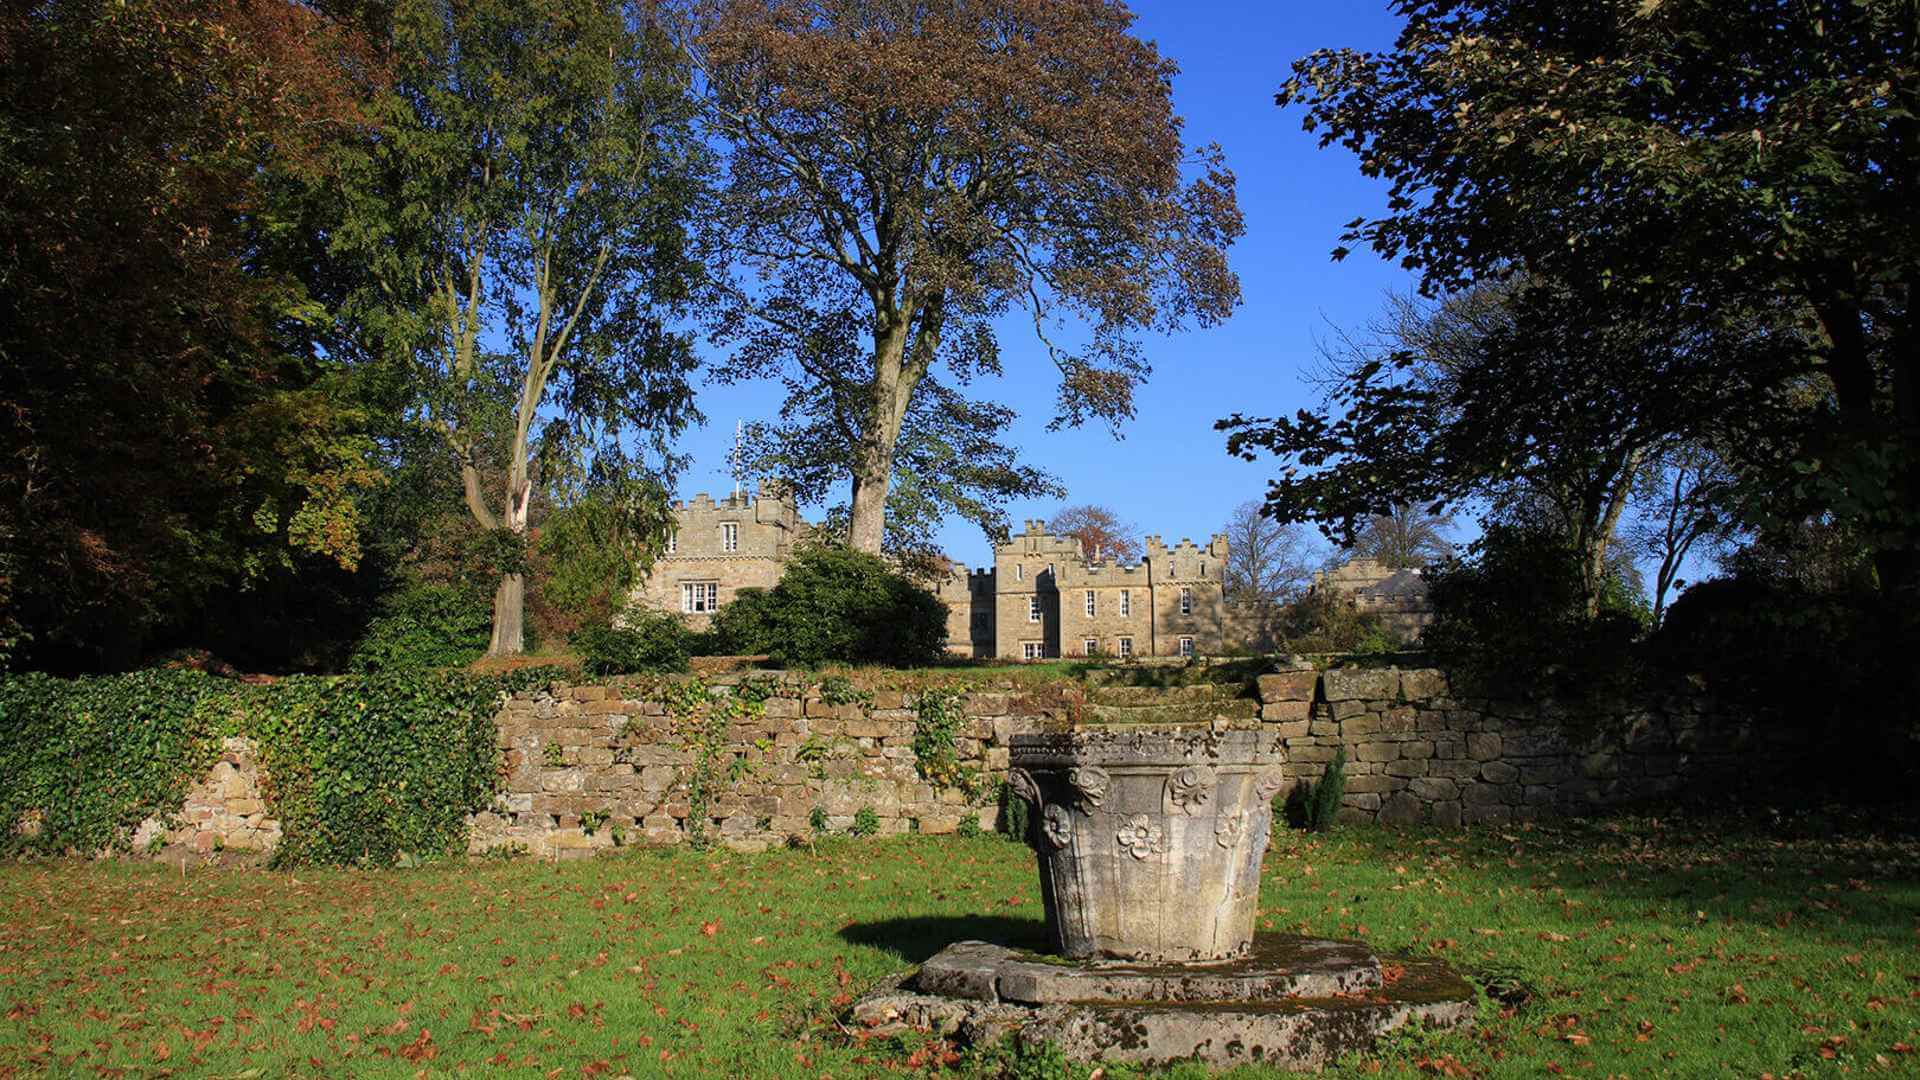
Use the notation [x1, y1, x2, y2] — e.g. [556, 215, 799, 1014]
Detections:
[912, 685, 982, 797]
[850, 805, 879, 837]
[654, 678, 763, 849]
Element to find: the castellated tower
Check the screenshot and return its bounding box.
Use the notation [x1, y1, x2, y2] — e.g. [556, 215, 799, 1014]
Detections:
[628, 482, 804, 631]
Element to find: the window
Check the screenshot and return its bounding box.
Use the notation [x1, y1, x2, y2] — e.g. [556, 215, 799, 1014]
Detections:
[1169, 561, 1177, 578]
[1085, 590, 1096, 617]
[1119, 589, 1131, 617]
[1180, 586, 1193, 615]
[665, 529, 678, 554]
[1016, 563, 1024, 581]
[720, 522, 738, 552]
[1022, 641, 1043, 660]
[1117, 637, 1133, 658]
[1199, 562, 1206, 578]
[1027, 595, 1041, 623]
[1084, 638, 1099, 656]
[680, 581, 719, 614]
[1179, 636, 1194, 657]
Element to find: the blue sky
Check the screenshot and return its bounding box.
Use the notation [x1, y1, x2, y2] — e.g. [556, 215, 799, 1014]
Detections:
[670, 3, 1416, 570]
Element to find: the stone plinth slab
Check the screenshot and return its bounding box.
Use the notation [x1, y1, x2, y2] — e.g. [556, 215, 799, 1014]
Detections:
[918, 937, 1382, 1006]
[853, 937, 1475, 1071]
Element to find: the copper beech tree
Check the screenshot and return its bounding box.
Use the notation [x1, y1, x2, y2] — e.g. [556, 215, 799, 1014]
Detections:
[685, 0, 1243, 553]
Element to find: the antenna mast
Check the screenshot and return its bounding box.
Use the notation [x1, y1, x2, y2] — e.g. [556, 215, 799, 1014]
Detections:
[730, 419, 745, 499]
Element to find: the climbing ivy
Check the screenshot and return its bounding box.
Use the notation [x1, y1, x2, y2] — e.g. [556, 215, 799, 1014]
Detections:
[912, 684, 984, 799]
[0, 670, 234, 857]
[0, 667, 571, 865]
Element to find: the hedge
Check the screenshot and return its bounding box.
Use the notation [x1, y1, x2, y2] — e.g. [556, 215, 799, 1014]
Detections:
[0, 666, 567, 866]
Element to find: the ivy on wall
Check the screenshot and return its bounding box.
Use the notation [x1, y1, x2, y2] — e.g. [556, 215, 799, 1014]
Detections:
[0, 667, 569, 865]
[0, 670, 233, 858]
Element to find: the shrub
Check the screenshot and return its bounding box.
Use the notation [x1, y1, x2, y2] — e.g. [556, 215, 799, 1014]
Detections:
[347, 584, 492, 672]
[998, 779, 1032, 843]
[956, 812, 982, 838]
[708, 545, 947, 667]
[1282, 746, 1347, 832]
[808, 806, 829, 833]
[850, 805, 880, 837]
[573, 609, 693, 676]
[1422, 523, 1645, 697]
[1274, 588, 1402, 654]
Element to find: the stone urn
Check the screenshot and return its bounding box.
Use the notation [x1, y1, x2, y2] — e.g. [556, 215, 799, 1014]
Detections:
[1009, 729, 1285, 963]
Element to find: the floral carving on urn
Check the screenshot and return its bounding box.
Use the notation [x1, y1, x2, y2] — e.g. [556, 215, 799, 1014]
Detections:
[1068, 765, 1110, 807]
[1164, 765, 1216, 816]
[1214, 810, 1247, 850]
[1255, 766, 1288, 802]
[1041, 803, 1074, 849]
[1117, 814, 1165, 860]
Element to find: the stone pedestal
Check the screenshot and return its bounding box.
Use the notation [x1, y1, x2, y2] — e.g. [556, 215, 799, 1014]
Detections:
[851, 723, 1474, 1071]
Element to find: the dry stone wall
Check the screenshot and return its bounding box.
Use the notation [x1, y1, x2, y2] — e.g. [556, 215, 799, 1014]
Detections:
[1254, 667, 1806, 826]
[136, 667, 1805, 860]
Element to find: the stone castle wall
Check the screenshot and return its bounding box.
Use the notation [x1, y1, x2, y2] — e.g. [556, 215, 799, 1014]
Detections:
[137, 668, 1805, 859]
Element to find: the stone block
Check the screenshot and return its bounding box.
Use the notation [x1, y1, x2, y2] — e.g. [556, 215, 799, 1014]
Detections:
[1261, 701, 1311, 723]
[1462, 803, 1511, 825]
[1383, 759, 1429, 778]
[1401, 740, 1435, 760]
[1342, 792, 1382, 811]
[1430, 800, 1462, 828]
[1256, 671, 1320, 703]
[1268, 720, 1311, 740]
[1343, 774, 1404, 795]
[1408, 777, 1457, 801]
[1321, 668, 1400, 702]
[1330, 700, 1372, 722]
[1466, 732, 1502, 761]
[1353, 742, 1399, 763]
[1398, 670, 1449, 701]
[1377, 793, 1424, 826]
[1479, 761, 1519, 784]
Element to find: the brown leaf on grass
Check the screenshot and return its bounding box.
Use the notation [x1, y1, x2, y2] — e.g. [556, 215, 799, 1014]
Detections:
[701, 920, 719, 938]
[397, 1027, 436, 1062]
[151, 1039, 171, 1062]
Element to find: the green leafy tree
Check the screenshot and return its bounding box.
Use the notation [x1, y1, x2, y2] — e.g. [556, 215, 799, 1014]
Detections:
[337, 0, 706, 657]
[0, 0, 383, 669]
[725, 323, 1062, 575]
[684, 0, 1242, 553]
[1273, 0, 1920, 607]
[1226, 280, 1784, 615]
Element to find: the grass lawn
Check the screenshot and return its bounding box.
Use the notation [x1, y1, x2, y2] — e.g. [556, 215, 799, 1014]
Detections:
[1, 811, 1917, 1078]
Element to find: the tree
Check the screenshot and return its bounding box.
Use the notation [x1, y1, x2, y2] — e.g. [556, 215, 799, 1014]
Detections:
[723, 315, 1062, 575]
[1220, 500, 1318, 651]
[685, 0, 1243, 553]
[338, 0, 707, 656]
[1275, 0, 1920, 607]
[1048, 505, 1140, 565]
[0, 0, 382, 669]
[1353, 504, 1453, 570]
[1223, 279, 1783, 614]
[1626, 446, 1739, 623]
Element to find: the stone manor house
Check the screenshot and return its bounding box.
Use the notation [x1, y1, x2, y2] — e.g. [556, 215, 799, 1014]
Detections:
[630, 485, 1228, 660]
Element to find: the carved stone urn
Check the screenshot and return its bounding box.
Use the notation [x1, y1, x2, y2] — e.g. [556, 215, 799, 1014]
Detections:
[1009, 729, 1285, 963]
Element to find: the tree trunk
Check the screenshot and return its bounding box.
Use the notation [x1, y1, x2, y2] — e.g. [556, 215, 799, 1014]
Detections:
[489, 572, 525, 656]
[845, 308, 925, 554]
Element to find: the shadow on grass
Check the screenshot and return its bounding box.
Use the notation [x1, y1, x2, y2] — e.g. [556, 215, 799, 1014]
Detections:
[840, 914, 1050, 964]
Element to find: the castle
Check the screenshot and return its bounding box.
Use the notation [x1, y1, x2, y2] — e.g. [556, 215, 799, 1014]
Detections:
[631, 487, 1228, 660]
